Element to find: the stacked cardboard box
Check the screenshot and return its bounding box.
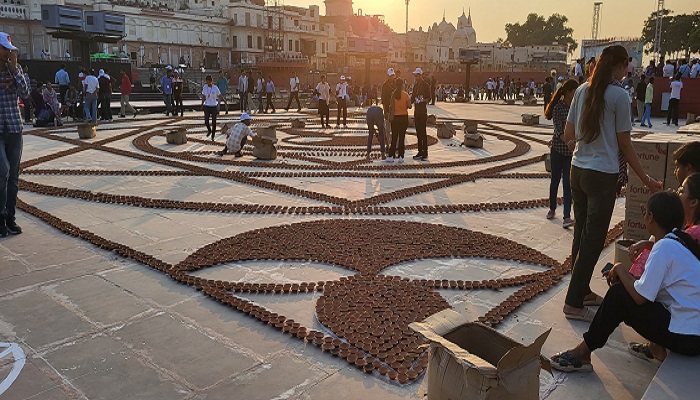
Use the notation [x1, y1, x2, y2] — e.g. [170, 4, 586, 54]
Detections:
[625, 135, 699, 241]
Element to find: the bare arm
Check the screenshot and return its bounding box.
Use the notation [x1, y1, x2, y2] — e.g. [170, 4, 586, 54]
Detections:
[608, 263, 648, 305]
[618, 132, 663, 192]
[563, 121, 576, 151]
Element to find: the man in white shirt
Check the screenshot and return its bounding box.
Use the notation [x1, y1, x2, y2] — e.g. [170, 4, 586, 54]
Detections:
[201, 74, 228, 140]
[691, 58, 700, 78]
[83, 70, 100, 124]
[217, 113, 257, 157]
[285, 72, 301, 112]
[238, 70, 250, 114]
[666, 75, 683, 126]
[315, 74, 332, 128]
[254, 72, 265, 114]
[662, 60, 675, 78]
[335, 76, 349, 128]
[574, 59, 584, 77]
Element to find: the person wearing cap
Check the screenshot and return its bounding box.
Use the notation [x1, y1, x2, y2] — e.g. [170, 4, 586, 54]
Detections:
[201, 74, 228, 140]
[83, 69, 100, 124]
[335, 75, 349, 128]
[411, 67, 431, 161]
[161, 66, 174, 116]
[0, 32, 30, 236]
[381, 68, 397, 144]
[315, 74, 332, 128]
[217, 113, 257, 157]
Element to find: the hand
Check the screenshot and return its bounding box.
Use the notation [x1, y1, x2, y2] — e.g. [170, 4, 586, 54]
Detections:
[603, 263, 621, 286]
[566, 140, 575, 152]
[646, 175, 663, 193]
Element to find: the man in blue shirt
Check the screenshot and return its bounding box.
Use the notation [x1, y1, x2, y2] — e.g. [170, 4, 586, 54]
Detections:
[217, 70, 229, 113]
[161, 66, 174, 116]
[55, 63, 70, 104]
[0, 32, 30, 236]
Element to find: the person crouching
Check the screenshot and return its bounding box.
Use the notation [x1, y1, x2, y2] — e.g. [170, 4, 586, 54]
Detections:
[217, 113, 256, 157]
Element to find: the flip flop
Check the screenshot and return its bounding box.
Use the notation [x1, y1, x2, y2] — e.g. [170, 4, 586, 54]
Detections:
[564, 306, 596, 323]
[628, 342, 663, 365]
[583, 293, 604, 306]
[551, 351, 593, 373]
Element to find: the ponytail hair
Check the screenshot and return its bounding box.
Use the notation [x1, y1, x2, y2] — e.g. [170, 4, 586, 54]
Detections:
[394, 79, 404, 100]
[544, 79, 579, 120]
[579, 45, 629, 143]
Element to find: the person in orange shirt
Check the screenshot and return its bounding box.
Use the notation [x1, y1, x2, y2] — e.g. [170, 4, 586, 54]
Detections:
[386, 79, 411, 164]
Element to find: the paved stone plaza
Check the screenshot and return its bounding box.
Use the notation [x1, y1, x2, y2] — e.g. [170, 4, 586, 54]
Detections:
[0, 102, 685, 399]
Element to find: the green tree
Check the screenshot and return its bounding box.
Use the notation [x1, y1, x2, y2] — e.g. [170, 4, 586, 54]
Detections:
[504, 13, 577, 54]
[641, 10, 700, 57]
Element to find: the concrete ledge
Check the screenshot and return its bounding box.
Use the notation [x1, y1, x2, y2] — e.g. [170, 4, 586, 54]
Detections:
[641, 352, 700, 400]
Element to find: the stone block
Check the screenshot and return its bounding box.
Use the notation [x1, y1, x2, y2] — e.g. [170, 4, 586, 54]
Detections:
[252, 136, 278, 160]
[463, 133, 484, 148]
[437, 122, 456, 139]
[463, 120, 478, 134]
[77, 123, 96, 139]
[522, 114, 540, 125]
[165, 128, 187, 145]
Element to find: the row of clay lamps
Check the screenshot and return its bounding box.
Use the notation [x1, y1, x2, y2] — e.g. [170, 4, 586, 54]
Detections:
[15, 197, 627, 384]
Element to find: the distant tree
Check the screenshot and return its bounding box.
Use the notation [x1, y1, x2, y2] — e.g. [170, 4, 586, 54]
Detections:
[504, 13, 577, 54]
[641, 10, 700, 58]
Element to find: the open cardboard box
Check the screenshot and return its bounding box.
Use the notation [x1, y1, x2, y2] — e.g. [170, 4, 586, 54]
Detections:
[410, 309, 551, 400]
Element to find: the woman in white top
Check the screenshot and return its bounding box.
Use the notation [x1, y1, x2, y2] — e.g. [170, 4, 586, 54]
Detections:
[551, 191, 700, 372]
[201, 75, 227, 140]
[666, 74, 683, 126]
[562, 45, 663, 322]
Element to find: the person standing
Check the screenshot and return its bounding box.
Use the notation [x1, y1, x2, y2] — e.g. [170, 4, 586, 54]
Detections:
[201, 75, 227, 140]
[172, 71, 184, 117]
[645, 60, 656, 78]
[677, 59, 691, 78]
[0, 32, 30, 236]
[381, 68, 397, 146]
[666, 74, 683, 127]
[255, 72, 265, 114]
[429, 74, 437, 105]
[662, 59, 675, 78]
[264, 75, 276, 114]
[561, 45, 662, 322]
[238, 70, 250, 114]
[216, 70, 229, 114]
[641, 76, 654, 128]
[412, 68, 431, 161]
[691, 58, 700, 78]
[386, 79, 410, 164]
[119, 69, 138, 118]
[285, 71, 301, 112]
[543, 77, 553, 113]
[315, 74, 331, 128]
[545, 79, 578, 228]
[217, 113, 257, 157]
[54, 63, 70, 105]
[335, 75, 349, 128]
[98, 68, 113, 122]
[635, 75, 646, 123]
[161, 66, 174, 116]
[83, 69, 99, 124]
[365, 105, 385, 158]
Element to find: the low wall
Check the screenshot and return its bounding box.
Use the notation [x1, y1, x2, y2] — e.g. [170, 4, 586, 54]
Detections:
[652, 77, 700, 117]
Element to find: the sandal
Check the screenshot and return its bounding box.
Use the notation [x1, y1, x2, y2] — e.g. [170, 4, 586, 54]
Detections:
[628, 342, 663, 365]
[564, 306, 596, 322]
[583, 293, 604, 307]
[551, 351, 593, 373]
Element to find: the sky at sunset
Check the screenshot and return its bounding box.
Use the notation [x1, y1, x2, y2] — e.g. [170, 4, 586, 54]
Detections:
[292, 0, 698, 46]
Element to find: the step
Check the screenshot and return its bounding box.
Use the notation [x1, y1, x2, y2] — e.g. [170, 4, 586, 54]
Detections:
[641, 352, 700, 399]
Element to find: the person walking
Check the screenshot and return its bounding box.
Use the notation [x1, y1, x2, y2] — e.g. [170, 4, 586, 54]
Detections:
[264, 75, 276, 114]
[216, 70, 229, 114]
[285, 71, 301, 112]
[561, 45, 662, 322]
[172, 71, 184, 117]
[119, 69, 138, 118]
[545, 79, 578, 228]
[335, 75, 349, 128]
[412, 68, 431, 161]
[386, 79, 411, 164]
[0, 32, 30, 236]
[315, 74, 332, 128]
[381, 68, 397, 147]
[54, 63, 70, 105]
[666, 74, 683, 127]
[254, 72, 265, 114]
[641, 76, 654, 128]
[161, 66, 174, 116]
[201, 75, 227, 140]
[635, 75, 646, 123]
[366, 105, 385, 158]
[238, 70, 250, 114]
[83, 69, 99, 124]
[543, 77, 553, 113]
[429, 74, 437, 105]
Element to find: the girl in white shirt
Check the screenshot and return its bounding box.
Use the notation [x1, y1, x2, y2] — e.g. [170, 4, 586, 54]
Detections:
[551, 191, 700, 372]
[201, 75, 227, 140]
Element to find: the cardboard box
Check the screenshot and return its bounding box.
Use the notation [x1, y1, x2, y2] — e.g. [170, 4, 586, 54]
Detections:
[77, 123, 96, 139]
[436, 122, 455, 139]
[630, 140, 668, 177]
[409, 309, 551, 400]
[626, 172, 655, 206]
[166, 128, 187, 144]
[252, 136, 277, 160]
[625, 207, 649, 242]
[254, 125, 277, 139]
[463, 133, 484, 148]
